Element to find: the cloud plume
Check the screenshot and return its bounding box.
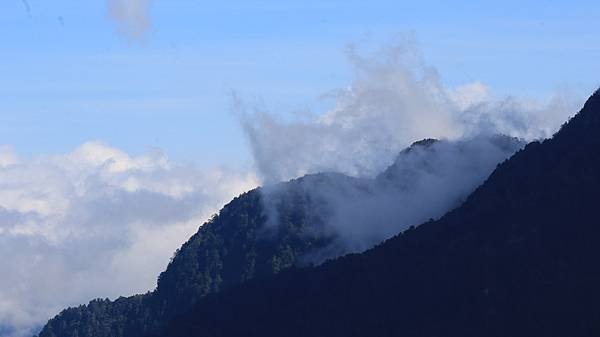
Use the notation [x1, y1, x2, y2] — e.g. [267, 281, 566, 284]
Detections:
[108, 0, 151, 40]
[0, 142, 257, 337]
[239, 42, 578, 184]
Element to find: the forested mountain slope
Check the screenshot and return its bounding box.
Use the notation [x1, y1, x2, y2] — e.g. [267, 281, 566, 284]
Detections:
[157, 90, 600, 337]
[36, 134, 523, 337]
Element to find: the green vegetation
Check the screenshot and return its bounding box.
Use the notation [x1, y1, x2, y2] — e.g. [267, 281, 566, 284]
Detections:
[36, 184, 334, 337]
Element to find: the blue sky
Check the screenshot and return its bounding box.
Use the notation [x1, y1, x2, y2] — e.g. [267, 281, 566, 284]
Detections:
[1, 0, 599, 167]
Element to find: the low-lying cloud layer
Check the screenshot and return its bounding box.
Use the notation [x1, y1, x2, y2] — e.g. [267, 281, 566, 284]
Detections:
[0, 142, 257, 337]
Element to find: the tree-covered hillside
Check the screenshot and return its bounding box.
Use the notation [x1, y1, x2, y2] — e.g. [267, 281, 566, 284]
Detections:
[35, 135, 523, 337]
[35, 181, 335, 337]
[156, 90, 600, 337]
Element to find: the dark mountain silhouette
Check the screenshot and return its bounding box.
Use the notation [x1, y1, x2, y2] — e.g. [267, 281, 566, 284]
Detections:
[153, 89, 600, 337]
[35, 134, 521, 337]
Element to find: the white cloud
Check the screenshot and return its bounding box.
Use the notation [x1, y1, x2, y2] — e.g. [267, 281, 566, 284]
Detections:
[0, 142, 257, 337]
[0, 146, 19, 168]
[447, 82, 492, 111]
[239, 42, 580, 183]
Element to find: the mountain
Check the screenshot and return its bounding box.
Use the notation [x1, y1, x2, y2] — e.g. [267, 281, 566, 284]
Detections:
[155, 89, 600, 337]
[35, 135, 522, 337]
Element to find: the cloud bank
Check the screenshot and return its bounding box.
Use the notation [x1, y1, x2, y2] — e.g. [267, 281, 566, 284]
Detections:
[108, 0, 151, 40]
[0, 142, 257, 337]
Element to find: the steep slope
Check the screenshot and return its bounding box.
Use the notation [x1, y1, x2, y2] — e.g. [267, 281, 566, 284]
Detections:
[34, 183, 335, 337]
[158, 90, 600, 337]
[35, 135, 523, 337]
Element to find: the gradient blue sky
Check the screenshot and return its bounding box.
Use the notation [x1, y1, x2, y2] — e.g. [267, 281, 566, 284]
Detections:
[1, 0, 599, 167]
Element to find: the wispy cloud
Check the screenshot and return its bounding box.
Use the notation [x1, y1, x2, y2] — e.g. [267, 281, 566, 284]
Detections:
[107, 0, 151, 41]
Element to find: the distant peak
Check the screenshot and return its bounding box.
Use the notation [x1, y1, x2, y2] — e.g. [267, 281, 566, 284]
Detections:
[411, 138, 438, 148]
[401, 138, 438, 154]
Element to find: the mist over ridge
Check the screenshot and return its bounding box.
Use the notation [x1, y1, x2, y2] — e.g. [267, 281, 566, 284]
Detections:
[238, 41, 575, 262]
[259, 134, 526, 264]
